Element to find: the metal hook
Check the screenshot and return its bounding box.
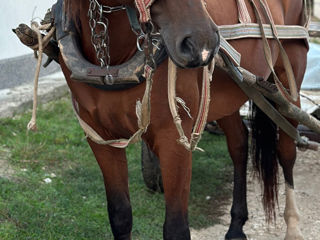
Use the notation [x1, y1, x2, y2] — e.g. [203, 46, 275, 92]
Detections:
[137, 34, 146, 51]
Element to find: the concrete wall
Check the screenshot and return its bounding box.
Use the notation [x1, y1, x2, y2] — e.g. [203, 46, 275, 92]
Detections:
[1, 0, 318, 60]
[0, 0, 57, 60]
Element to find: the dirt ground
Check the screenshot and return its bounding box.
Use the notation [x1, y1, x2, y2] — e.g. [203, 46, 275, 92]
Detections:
[191, 150, 320, 240]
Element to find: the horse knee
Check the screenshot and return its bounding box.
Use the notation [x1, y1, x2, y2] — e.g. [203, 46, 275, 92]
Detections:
[107, 194, 132, 239]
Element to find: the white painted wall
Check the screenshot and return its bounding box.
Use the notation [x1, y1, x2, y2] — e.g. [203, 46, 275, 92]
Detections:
[315, 0, 320, 19]
[0, 0, 57, 60]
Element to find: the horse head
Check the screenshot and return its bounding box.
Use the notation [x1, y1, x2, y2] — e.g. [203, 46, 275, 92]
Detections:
[150, 0, 220, 68]
[97, 0, 220, 69]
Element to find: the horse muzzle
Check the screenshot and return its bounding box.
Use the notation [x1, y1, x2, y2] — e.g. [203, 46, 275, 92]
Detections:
[160, 24, 220, 69]
[175, 30, 220, 68]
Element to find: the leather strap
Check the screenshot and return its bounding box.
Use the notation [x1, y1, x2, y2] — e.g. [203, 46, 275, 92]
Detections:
[236, 0, 252, 23]
[250, 0, 299, 102]
[126, 6, 143, 35]
[135, 0, 156, 23]
[218, 53, 304, 146]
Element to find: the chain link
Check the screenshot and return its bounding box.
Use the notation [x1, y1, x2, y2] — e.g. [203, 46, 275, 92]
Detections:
[88, 0, 125, 68]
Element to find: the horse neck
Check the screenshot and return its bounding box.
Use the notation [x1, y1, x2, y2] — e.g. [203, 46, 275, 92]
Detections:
[79, 0, 138, 66]
[281, 0, 305, 25]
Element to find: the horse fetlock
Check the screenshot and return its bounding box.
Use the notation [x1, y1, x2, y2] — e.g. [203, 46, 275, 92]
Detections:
[284, 208, 300, 225]
[284, 207, 303, 240]
[225, 224, 247, 240]
[284, 192, 301, 226]
[230, 206, 249, 224]
[164, 227, 191, 240]
[108, 202, 132, 238]
[164, 214, 190, 240]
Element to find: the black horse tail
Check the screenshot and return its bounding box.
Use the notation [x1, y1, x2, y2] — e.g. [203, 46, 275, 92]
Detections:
[250, 101, 279, 222]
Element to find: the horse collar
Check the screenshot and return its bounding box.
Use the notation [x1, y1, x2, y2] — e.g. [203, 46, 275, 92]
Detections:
[52, 0, 166, 90]
[88, 0, 159, 84]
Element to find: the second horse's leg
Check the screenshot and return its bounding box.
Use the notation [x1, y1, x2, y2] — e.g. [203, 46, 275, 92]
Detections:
[218, 112, 249, 240]
[274, 39, 307, 240]
[277, 129, 304, 240]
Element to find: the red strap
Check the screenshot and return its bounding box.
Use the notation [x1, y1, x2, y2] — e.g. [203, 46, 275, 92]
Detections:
[135, 0, 155, 23]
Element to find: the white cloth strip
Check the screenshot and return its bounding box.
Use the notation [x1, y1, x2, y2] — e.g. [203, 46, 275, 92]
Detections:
[219, 23, 309, 41]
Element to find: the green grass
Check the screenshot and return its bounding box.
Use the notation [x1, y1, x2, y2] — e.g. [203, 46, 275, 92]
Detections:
[0, 98, 232, 240]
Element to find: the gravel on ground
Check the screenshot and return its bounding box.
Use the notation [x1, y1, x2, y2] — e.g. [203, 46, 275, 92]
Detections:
[191, 150, 320, 240]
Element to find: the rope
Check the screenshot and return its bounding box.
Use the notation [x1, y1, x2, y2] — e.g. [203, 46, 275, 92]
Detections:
[168, 59, 215, 152]
[73, 64, 154, 148]
[27, 23, 55, 131]
[176, 97, 193, 119]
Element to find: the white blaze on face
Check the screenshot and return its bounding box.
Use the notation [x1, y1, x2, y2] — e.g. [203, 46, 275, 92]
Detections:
[201, 49, 210, 62]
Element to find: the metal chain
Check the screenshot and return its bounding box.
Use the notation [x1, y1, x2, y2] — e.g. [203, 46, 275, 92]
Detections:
[88, 0, 125, 68]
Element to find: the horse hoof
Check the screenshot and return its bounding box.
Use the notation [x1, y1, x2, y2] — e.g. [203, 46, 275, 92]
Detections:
[225, 230, 247, 240]
[225, 238, 247, 240]
[285, 234, 304, 240]
[285, 228, 304, 240]
[285, 236, 304, 240]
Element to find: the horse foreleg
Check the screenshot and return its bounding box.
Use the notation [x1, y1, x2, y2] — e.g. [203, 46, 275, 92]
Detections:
[88, 139, 132, 240]
[277, 130, 304, 240]
[218, 112, 249, 240]
[153, 136, 192, 240]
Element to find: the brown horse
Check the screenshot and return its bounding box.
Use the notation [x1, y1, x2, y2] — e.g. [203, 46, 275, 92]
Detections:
[56, 0, 307, 240]
[150, 1, 309, 239]
[58, 0, 218, 239]
[205, 1, 307, 240]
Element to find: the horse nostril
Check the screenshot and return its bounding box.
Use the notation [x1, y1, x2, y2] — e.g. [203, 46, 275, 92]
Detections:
[180, 37, 196, 56]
